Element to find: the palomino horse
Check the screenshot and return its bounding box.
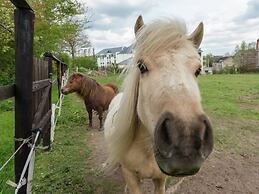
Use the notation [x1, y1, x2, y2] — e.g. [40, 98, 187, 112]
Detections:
[61, 72, 118, 128]
[104, 16, 213, 194]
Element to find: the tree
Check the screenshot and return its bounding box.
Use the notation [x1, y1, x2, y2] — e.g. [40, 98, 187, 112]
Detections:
[61, 24, 91, 59]
[28, 0, 90, 57]
[203, 53, 214, 67]
[0, 0, 90, 85]
[233, 41, 256, 71]
[60, 5, 91, 60]
[0, 1, 14, 55]
[0, 0, 15, 85]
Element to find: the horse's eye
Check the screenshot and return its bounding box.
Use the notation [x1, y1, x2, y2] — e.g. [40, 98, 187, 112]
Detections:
[137, 60, 148, 74]
[195, 67, 201, 77]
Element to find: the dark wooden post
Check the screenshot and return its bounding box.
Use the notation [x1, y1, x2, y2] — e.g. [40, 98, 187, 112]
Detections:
[57, 61, 61, 97]
[42, 56, 52, 149]
[14, 7, 34, 194]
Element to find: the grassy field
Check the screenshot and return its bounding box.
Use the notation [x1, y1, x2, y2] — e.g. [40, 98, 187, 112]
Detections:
[0, 85, 59, 193]
[1, 73, 259, 193]
[199, 74, 259, 153]
[0, 99, 15, 193]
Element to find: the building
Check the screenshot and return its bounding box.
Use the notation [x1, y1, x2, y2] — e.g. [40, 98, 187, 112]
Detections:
[77, 47, 95, 57]
[212, 56, 234, 72]
[96, 45, 133, 69]
[96, 45, 204, 70]
[118, 57, 133, 68]
[198, 49, 206, 74]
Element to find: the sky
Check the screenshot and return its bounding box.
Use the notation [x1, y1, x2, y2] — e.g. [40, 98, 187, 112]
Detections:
[80, 0, 259, 55]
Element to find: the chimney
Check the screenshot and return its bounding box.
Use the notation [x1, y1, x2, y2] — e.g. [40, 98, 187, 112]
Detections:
[257, 39, 259, 50]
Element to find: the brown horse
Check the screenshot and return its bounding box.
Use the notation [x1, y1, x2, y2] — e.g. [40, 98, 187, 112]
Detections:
[61, 72, 118, 129]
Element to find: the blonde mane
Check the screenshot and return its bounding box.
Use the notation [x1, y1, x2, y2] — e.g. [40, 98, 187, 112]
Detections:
[107, 19, 189, 166]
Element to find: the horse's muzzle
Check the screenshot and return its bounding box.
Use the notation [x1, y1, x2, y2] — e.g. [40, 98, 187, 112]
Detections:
[154, 112, 213, 177]
[61, 87, 69, 95]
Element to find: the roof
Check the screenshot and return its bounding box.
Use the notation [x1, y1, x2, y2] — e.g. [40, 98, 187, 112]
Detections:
[213, 56, 233, 63]
[118, 57, 133, 65]
[96, 45, 133, 55]
[96, 47, 125, 55]
[119, 44, 134, 54]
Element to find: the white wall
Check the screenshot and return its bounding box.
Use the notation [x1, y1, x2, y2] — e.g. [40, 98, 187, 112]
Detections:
[116, 53, 133, 63]
[77, 47, 94, 57]
[97, 53, 133, 68]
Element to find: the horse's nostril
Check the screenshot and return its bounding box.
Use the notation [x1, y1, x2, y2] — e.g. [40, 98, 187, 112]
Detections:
[155, 113, 176, 158]
[160, 119, 172, 146]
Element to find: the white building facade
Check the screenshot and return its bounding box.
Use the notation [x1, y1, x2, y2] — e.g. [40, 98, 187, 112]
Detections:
[96, 46, 133, 69]
[77, 47, 95, 57]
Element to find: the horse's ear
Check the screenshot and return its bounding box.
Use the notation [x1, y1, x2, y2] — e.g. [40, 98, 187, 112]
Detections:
[134, 15, 144, 35]
[188, 22, 203, 48]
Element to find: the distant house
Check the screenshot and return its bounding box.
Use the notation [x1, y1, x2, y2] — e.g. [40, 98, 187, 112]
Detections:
[96, 45, 133, 69]
[77, 47, 95, 57]
[212, 56, 234, 72]
[96, 45, 204, 70]
[118, 57, 133, 68]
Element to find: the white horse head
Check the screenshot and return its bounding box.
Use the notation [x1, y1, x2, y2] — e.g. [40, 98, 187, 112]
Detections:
[105, 15, 213, 177]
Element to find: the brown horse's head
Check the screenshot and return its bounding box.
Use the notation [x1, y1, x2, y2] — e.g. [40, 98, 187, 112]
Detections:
[61, 73, 85, 95]
[133, 16, 213, 176]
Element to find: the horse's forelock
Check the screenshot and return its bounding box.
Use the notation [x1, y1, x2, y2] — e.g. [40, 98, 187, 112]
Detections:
[134, 19, 187, 59]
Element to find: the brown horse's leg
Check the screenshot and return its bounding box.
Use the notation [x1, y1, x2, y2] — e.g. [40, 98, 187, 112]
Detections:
[85, 102, 92, 128]
[121, 166, 142, 194]
[153, 177, 166, 194]
[98, 110, 103, 130]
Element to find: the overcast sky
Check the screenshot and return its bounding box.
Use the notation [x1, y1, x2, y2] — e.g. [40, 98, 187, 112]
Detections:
[80, 0, 259, 55]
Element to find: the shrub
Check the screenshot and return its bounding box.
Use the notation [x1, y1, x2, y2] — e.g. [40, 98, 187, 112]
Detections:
[0, 64, 15, 85]
[78, 66, 87, 72]
[0, 99, 14, 111]
[213, 66, 238, 74]
[73, 56, 97, 70]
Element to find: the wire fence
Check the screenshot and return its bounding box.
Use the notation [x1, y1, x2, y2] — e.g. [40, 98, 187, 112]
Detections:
[51, 69, 69, 142]
[0, 70, 69, 193]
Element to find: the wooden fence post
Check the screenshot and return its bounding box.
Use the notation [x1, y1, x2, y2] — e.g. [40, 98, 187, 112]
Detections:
[57, 61, 61, 98]
[14, 7, 34, 194]
[42, 56, 52, 149]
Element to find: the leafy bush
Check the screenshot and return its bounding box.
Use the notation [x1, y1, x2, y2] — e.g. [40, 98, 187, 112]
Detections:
[78, 66, 87, 72]
[213, 66, 238, 74]
[0, 99, 14, 111]
[73, 56, 97, 70]
[106, 63, 122, 74]
[55, 53, 71, 67]
[0, 64, 15, 85]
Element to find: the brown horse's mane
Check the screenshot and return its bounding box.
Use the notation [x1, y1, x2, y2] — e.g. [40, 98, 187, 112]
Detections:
[77, 74, 100, 98]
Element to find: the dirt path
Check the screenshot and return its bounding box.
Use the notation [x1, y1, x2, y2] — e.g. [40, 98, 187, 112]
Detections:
[87, 114, 259, 194]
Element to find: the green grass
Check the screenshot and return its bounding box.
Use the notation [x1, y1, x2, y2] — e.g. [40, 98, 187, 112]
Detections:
[199, 74, 259, 119]
[198, 74, 259, 152]
[0, 85, 60, 193]
[1, 73, 259, 193]
[33, 86, 122, 194]
[0, 100, 15, 194]
[90, 72, 123, 86]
